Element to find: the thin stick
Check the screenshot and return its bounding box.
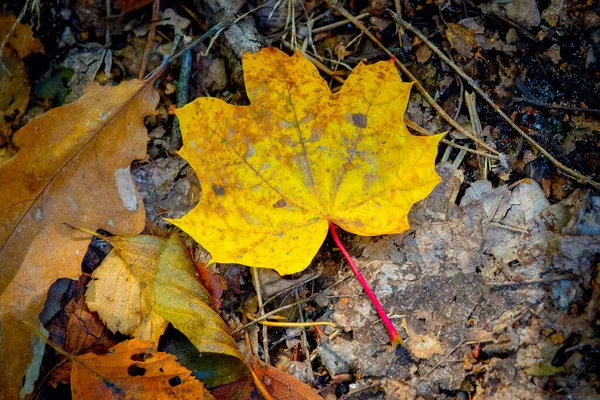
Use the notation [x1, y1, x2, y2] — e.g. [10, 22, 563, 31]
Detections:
[232, 260, 381, 335]
[295, 289, 315, 382]
[139, 0, 160, 79]
[328, 221, 403, 348]
[391, 12, 600, 189]
[330, 3, 499, 156]
[404, 118, 500, 160]
[487, 276, 577, 288]
[311, 12, 370, 34]
[251, 267, 270, 365]
[465, 91, 488, 179]
[247, 313, 336, 328]
[414, 340, 466, 386]
[512, 97, 600, 114]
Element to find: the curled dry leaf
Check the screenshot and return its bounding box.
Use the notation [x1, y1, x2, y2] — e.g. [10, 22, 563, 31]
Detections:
[86, 234, 245, 363]
[169, 48, 442, 275]
[0, 79, 158, 398]
[71, 338, 215, 399]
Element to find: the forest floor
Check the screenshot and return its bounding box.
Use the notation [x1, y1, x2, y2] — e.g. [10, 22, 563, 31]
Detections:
[1, 0, 600, 398]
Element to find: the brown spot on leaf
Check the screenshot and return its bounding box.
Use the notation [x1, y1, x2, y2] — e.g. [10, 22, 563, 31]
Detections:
[273, 199, 286, 208]
[351, 113, 367, 128]
[211, 184, 225, 196]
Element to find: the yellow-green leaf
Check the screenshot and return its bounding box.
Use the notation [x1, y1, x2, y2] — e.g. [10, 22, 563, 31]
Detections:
[169, 47, 442, 275]
[153, 235, 244, 362]
[85, 234, 245, 364]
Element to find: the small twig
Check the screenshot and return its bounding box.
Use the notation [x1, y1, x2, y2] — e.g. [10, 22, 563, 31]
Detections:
[232, 260, 381, 335]
[263, 267, 322, 307]
[512, 97, 600, 114]
[340, 382, 383, 400]
[487, 276, 577, 288]
[311, 12, 370, 34]
[414, 340, 466, 386]
[246, 313, 336, 328]
[329, 3, 500, 156]
[295, 289, 315, 382]
[487, 221, 526, 233]
[104, 0, 111, 46]
[393, 0, 403, 47]
[465, 91, 488, 180]
[481, 185, 508, 239]
[251, 267, 270, 365]
[139, 0, 160, 79]
[282, 40, 345, 84]
[404, 118, 500, 160]
[391, 12, 600, 189]
[170, 44, 191, 149]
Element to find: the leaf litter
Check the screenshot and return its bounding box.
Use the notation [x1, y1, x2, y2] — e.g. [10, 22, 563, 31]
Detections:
[1, 0, 600, 398]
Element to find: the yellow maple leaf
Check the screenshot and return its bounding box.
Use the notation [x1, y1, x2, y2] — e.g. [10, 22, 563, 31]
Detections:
[169, 48, 442, 275]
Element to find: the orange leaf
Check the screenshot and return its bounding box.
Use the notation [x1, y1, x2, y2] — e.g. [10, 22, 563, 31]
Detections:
[194, 260, 225, 310]
[0, 79, 158, 398]
[71, 339, 215, 399]
[250, 356, 322, 400]
[168, 48, 442, 275]
[0, 14, 45, 59]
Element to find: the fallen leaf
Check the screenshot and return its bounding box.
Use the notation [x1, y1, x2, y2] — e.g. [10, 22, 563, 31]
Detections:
[161, 329, 249, 388]
[169, 48, 442, 275]
[0, 48, 30, 141]
[482, 0, 540, 29]
[210, 376, 257, 400]
[86, 235, 169, 344]
[0, 79, 158, 398]
[401, 319, 444, 360]
[64, 282, 116, 356]
[41, 277, 116, 391]
[86, 234, 246, 363]
[445, 23, 477, 59]
[71, 339, 215, 399]
[523, 362, 564, 377]
[194, 260, 225, 310]
[251, 356, 322, 400]
[0, 14, 45, 59]
[415, 42, 432, 63]
[0, 14, 44, 141]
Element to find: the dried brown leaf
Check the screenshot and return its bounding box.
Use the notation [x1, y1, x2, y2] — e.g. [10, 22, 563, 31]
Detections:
[0, 79, 158, 398]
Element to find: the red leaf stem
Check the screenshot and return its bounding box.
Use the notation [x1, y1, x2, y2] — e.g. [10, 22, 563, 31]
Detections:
[328, 221, 404, 349]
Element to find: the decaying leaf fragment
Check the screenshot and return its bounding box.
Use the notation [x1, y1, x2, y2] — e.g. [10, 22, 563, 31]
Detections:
[0, 14, 45, 141]
[250, 356, 323, 400]
[71, 339, 215, 399]
[401, 318, 444, 360]
[0, 79, 158, 398]
[170, 48, 442, 275]
[86, 234, 245, 363]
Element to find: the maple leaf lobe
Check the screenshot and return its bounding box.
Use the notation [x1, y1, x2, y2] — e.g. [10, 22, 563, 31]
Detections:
[169, 48, 442, 275]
